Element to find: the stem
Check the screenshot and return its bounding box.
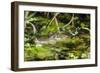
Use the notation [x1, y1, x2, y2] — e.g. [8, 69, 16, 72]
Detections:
[55, 17, 60, 33]
[82, 27, 90, 31]
[24, 11, 29, 28]
[28, 12, 36, 20]
[47, 12, 49, 18]
[25, 11, 29, 19]
[72, 14, 74, 26]
[47, 13, 59, 28]
[30, 22, 37, 34]
[63, 14, 75, 28]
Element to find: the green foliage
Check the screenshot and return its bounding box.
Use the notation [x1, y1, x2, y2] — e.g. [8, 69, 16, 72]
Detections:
[24, 11, 90, 61]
